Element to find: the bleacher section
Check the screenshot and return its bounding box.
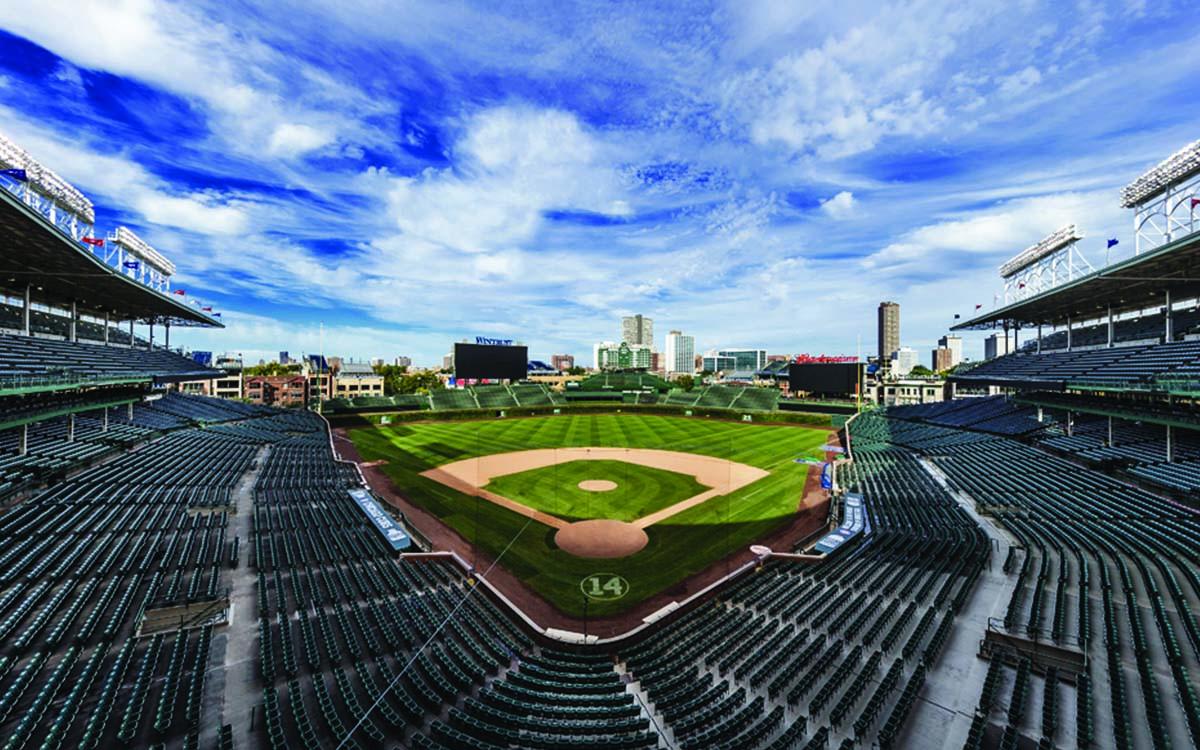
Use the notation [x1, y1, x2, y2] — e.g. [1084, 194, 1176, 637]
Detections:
[325, 383, 565, 414]
[1017, 307, 1200, 352]
[471, 384, 517, 409]
[0, 333, 218, 384]
[429, 388, 478, 411]
[888, 396, 1045, 436]
[953, 339, 1200, 390]
[1035, 417, 1200, 496]
[576, 372, 672, 392]
[0, 393, 267, 502]
[662, 384, 781, 411]
[0, 300, 143, 346]
[509, 383, 556, 406]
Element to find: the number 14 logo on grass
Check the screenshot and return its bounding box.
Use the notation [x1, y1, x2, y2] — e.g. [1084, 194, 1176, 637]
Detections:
[581, 573, 629, 601]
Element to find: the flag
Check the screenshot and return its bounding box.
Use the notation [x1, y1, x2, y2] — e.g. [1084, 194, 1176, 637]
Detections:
[212, 312, 222, 317]
[82, 236, 104, 247]
[123, 260, 139, 269]
[0, 168, 27, 182]
[954, 313, 961, 319]
[1106, 238, 1119, 249]
[1192, 198, 1200, 208]
[1018, 282, 1026, 289]
[173, 289, 186, 296]
[975, 304, 983, 310]
[202, 306, 213, 312]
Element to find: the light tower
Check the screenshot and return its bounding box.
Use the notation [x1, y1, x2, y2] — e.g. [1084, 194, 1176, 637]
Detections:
[1121, 140, 1200, 255]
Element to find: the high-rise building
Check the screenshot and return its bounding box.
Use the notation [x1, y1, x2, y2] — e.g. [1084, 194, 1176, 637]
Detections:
[442, 353, 454, 371]
[595, 341, 652, 370]
[932, 347, 954, 372]
[279, 351, 291, 365]
[394, 356, 412, 368]
[878, 301, 900, 366]
[937, 335, 963, 368]
[663, 331, 695, 375]
[984, 333, 1012, 360]
[621, 315, 654, 348]
[551, 354, 575, 372]
[890, 347, 917, 376]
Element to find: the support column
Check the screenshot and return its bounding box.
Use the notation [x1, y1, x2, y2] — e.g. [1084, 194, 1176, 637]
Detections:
[149, 322, 154, 351]
[1037, 324, 1042, 354]
[1165, 289, 1173, 342]
[1066, 317, 1073, 351]
[1037, 406, 1044, 423]
[22, 284, 30, 335]
[104, 312, 109, 345]
[1014, 324, 1019, 351]
[128, 319, 134, 349]
[165, 320, 170, 350]
[1107, 306, 1114, 348]
[127, 402, 134, 419]
[69, 301, 77, 343]
[102, 408, 109, 432]
[67, 413, 75, 443]
[1166, 424, 1174, 463]
[19, 424, 27, 456]
[1067, 411, 1074, 437]
[1108, 416, 1113, 447]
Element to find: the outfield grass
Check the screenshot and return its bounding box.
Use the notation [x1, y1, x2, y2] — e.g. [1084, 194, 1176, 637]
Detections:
[484, 459, 708, 523]
[349, 413, 830, 617]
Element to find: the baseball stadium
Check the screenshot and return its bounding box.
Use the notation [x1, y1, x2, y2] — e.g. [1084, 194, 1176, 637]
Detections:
[2, 40, 1200, 750]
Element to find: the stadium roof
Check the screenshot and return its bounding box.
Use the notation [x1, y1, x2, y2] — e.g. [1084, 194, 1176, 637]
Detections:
[0, 187, 222, 327]
[952, 230, 1200, 331]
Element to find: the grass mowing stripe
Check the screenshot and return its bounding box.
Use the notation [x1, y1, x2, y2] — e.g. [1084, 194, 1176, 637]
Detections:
[351, 413, 829, 616]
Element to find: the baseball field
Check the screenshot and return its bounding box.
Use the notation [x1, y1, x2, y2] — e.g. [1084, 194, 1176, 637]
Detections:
[348, 412, 831, 617]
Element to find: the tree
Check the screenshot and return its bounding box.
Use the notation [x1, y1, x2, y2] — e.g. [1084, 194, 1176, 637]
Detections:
[909, 365, 936, 378]
[673, 374, 695, 391]
[243, 362, 301, 377]
[565, 365, 587, 376]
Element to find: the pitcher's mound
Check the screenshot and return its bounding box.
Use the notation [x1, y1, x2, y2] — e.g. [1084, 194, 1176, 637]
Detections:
[578, 479, 617, 492]
[555, 519, 648, 558]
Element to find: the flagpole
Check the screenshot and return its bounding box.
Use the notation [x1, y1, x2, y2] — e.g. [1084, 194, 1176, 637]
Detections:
[318, 321, 324, 415]
[855, 334, 862, 413]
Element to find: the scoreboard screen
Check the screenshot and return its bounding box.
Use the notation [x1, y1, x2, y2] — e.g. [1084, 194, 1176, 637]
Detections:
[454, 342, 528, 381]
[788, 362, 861, 396]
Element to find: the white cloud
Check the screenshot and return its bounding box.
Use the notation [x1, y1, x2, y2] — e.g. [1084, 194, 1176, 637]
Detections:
[268, 123, 335, 157]
[997, 66, 1042, 97]
[861, 190, 1114, 274]
[820, 190, 855, 219]
[715, 2, 1050, 157]
[384, 106, 628, 253]
[0, 0, 372, 158]
[0, 107, 250, 236]
[132, 194, 249, 235]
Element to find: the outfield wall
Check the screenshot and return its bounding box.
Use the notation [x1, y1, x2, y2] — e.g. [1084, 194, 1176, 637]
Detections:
[325, 401, 836, 428]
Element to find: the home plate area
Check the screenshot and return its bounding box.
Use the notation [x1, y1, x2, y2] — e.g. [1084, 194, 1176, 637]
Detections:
[419, 447, 768, 558]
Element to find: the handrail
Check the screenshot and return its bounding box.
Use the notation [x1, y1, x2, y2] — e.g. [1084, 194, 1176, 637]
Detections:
[0, 371, 151, 389]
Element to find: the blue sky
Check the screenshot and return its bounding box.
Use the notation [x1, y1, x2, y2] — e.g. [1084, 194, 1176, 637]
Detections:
[1, 0, 1198, 366]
